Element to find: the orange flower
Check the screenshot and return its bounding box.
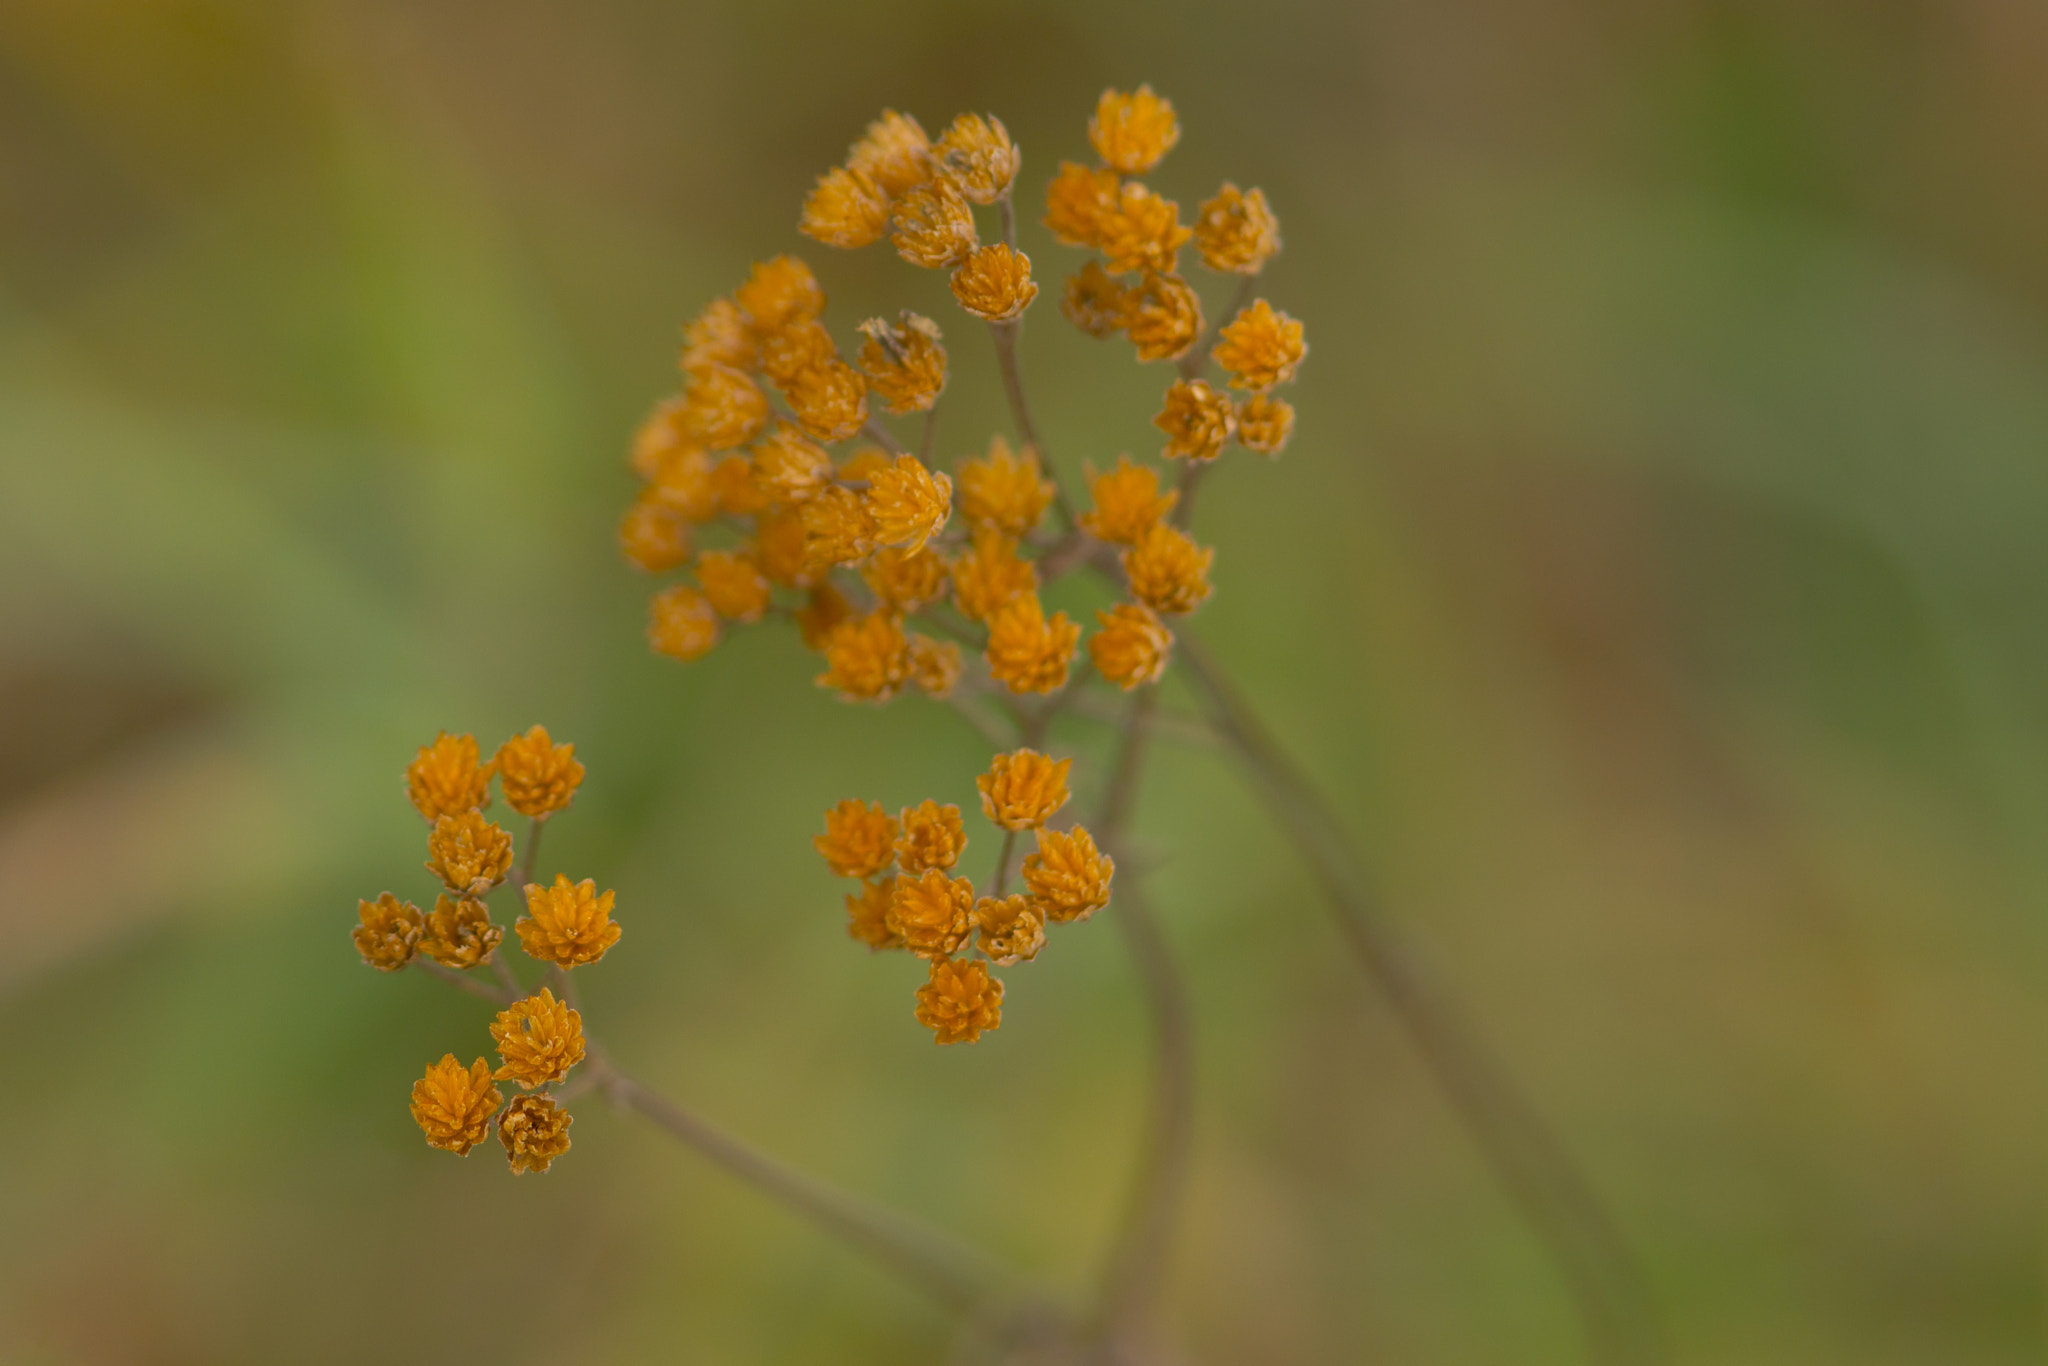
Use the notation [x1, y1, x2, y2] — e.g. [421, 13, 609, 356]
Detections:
[864, 454, 952, 551]
[848, 109, 935, 197]
[1097, 181, 1190, 276]
[1090, 85, 1180, 174]
[863, 544, 949, 612]
[1060, 261, 1131, 338]
[516, 875, 622, 968]
[419, 894, 503, 969]
[491, 988, 586, 1090]
[696, 549, 774, 622]
[986, 592, 1079, 694]
[801, 485, 878, 571]
[1123, 522, 1213, 616]
[935, 113, 1020, 204]
[887, 868, 975, 959]
[680, 296, 756, 372]
[647, 585, 721, 661]
[838, 444, 894, 482]
[951, 243, 1038, 323]
[800, 165, 892, 249]
[619, 496, 692, 573]
[734, 255, 824, 333]
[751, 420, 835, 505]
[895, 799, 967, 873]
[1194, 183, 1280, 274]
[816, 799, 899, 880]
[907, 634, 962, 697]
[630, 397, 692, 481]
[498, 1094, 573, 1175]
[950, 529, 1039, 622]
[1154, 378, 1236, 462]
[974, 894, 1046, 966]
[892, 177, 979, 269]
[856, 313, 947, 414]
[1235, 394, 1295, 455]
[644, 446, 720, 522]
[711, 452, 772, 518]
[1125, 272, 1203, 363]
[795, 581, 853, 650]
[757, 317, 838, 389]
[1089, 602, 1174, 689]
[679, 363, 771, 451]
[410, 1055, 502, 1155]
[915, 958, 1003, 1044]
[353, 893, 423, 971]
[1044, 161, 1120, 248]
[1212, 299, 1306, 391]
[426, 811, 514, 896]
[976, 749, 1072, 831]
[754, 508, 819, 588]
[407, 732, 492, 824]
[1021, 825, 1114, 923]
[846, 876, 902, 950]
[816, 611, 911, 701]
[1082, 456, 1177, 544]
[494, 724, 584, 820]
[957, 436, 1055, 536]
[786, 359, 869, 443]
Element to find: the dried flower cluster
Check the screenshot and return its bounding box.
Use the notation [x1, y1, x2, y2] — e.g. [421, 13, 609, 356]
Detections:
[356, 728, 619, 1174]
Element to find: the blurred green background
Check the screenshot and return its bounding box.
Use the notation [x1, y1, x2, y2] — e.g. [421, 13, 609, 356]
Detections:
[3, 1, 2044, 1362]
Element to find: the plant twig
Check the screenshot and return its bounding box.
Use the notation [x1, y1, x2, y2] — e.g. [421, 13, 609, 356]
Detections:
[415, 958, 514, 1004]
[920, 404, 940, 464]
[988, 319, 1076, 529]
[1175, 275, 1255, 381]
[991, 828, 1020, 897]
[862, 419, 907, 455]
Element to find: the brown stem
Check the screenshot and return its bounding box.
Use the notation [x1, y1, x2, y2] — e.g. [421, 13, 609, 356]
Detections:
[862, 419, 907, 456]
[991, 828, 1020, 897]
[1175, 275, 1256, 381]
[415, 958, 513, 1004]
[515, 815, 544, 890]
[920, 404, 940, 464]
[988, 319, 1077, 530]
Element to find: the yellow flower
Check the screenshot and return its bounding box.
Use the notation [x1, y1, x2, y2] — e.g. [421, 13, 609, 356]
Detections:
[491, 988, 586, 1090]
[696, 549, 774, 622]
[410, 1055, 502, 1156]
[950, 529, 1039, 623]
[1123, 522, 1213, 616]
[886, 868, 975, 959]
[957, 436, 1055, 536]
[1125, 272, 1203, 363]
[494, 724, 584, 821]
[895, 799, 967, 873]
[644, 445, 720, 522]
[754, 508, 819, 588]
[680, 296, 756, 372]
[935, 113, 1020, 205]
[863, 544, 949, 612]
[976, 749, 1072, 831]
[1235, 394, 1295, 455]
[1060, 261, 1131, 339]
[1212, 299, 1306, 391]
[950, 243, 1038, 323]
[892, 177, 979, 269]
[845, 876, 902, 951]
[915, 958, 1003, 1044]
[515, 874, 622, 969]
[679, 363, 771, 451]
[856, 313, 948, 414]
[711, 452, 773, 518]
[816, 611, 911, 702]
[426, 811, 514, 896]
[1089, 85, 1180, 174]
[1154, 378, 1236, 462]
[816, 799, 899, 880]
[751, 419, 835, 505]
[907, 634, 962, 697]
[838, 444, 894, 482]
[1089, 602, 1174, 689]
[1044, 160, 1120, 248]
[786, 359, 869, 443]
[757, 317, 839, 388]
[420, 894, 503, 969]
[1021, 824, 1114, 923]
[407, 732, 492, 824]
[619, 496, 692, 573]
[974, 894, 1046, 966]
[1194, 183, 1280, 274]
[800, 165, 892, 249]
[800, 485, 878, 571]
[864, 454, 952, 551]
[795, 581, 854, 650]
[353, 893, 423, 971]
[848, 109, 935, 197]
[1081, 456, 1177, 545]
[986, 592, 1079, 694]
[630, 396, 692, 480]
[499, 1094, 573, 1175]
[647, 585, 722, 661]
[734, 255, 824, 333]
[1097, 181, 1190, 276]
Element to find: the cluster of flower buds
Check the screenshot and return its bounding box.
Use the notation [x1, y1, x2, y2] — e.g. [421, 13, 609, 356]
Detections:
[352, 727, 620, 1174]
[817, 748, 1113, 1043]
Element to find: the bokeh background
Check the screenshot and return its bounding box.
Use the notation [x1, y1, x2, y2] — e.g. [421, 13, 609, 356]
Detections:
[2, 1, 2044, 1362]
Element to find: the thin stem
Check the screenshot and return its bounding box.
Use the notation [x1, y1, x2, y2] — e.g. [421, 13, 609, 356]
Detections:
[1169, 461, 1210, 532]
[415, 958, 513, 1004]
[491, 954, 525, 1001]
[920, 404, 940, 464]
[1173, 632, 1664, 1366]
[988, 319, 1077, 530]
[990, 828, 1020, 897]
[516, 815, 545, 890]
[862, 420, 907, 455]
[999, 192, 1018, 249]
[1175, 275, 1256, 381]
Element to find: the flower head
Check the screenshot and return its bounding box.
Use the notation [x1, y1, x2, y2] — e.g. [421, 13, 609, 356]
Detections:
[950, 530, 1039, 623]
[1213, 299, 1306, 391]
[679, 363, 772, 451]
[515, 874, 622, 969]
[644, 446, 720, 522]
[816, 799, 898, 880]
[619, 497, 692, 573]
[795, 581, 854, 650]
[816, 611, 911, 701]
[801, 485, 878, 571]
[1194, 183, 1280, 274]
[648, 585, 722, 661]
[680, 297, 756, 372]
[407, 732, 492, 824]
[951, 243, 1038, 322]
[426, 811, 514, 896]
[494, 725, 584, 821]
[630, 397, 694, 481]
[734, 255, 824, 333]
[915, 958, 1003, 1044]
[800, 166, 892, 249]
[1044, 161, 1120, 248]
[754, 508, 818, 588]
[892, 177, 978, 269]
[758, 317, 838, 388]
[977, 749, 1073, 831]
[712, 452, 773, 518]
[974, 894, 1046, 966]
[491, 988, 586, 1090]
[907, 634, 962, 697]
[786, 359, 869, 443]
[935, 113, 1020, 205]
[957, 437, 1055, 536]
[895, 799, 967, 873]
[887, 868, 976, 959]
[1235, 394, 1295, 455]
[420, 894, 503, 969]
[863, 544, 949, 613]
[697, 549, 774, 622]
[410, 1055, 503, 1155]
[1089, 602, 1174, 689]
[1082, 456, 1177, 545]
[845, 876, 902, 950]
[498, 1094, 572, 1175]
[1154, 378, 1236, 462]
[1125, 272, 1203, 363]
[353, 893, 423, 971]
[1097, 181, 1190, 276]
[1123, 522, 1214, 616]
[751, 420, 835, 505]
[1021, 825, 1114, 923]
[986, 592, 1079, 694]
[848, 109, 935, 197]
[1061, 261, 1131, 338]
[856, 313, 947, 414]
[1090, 85, 1180, 174]
[864, 455, 952, 552]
